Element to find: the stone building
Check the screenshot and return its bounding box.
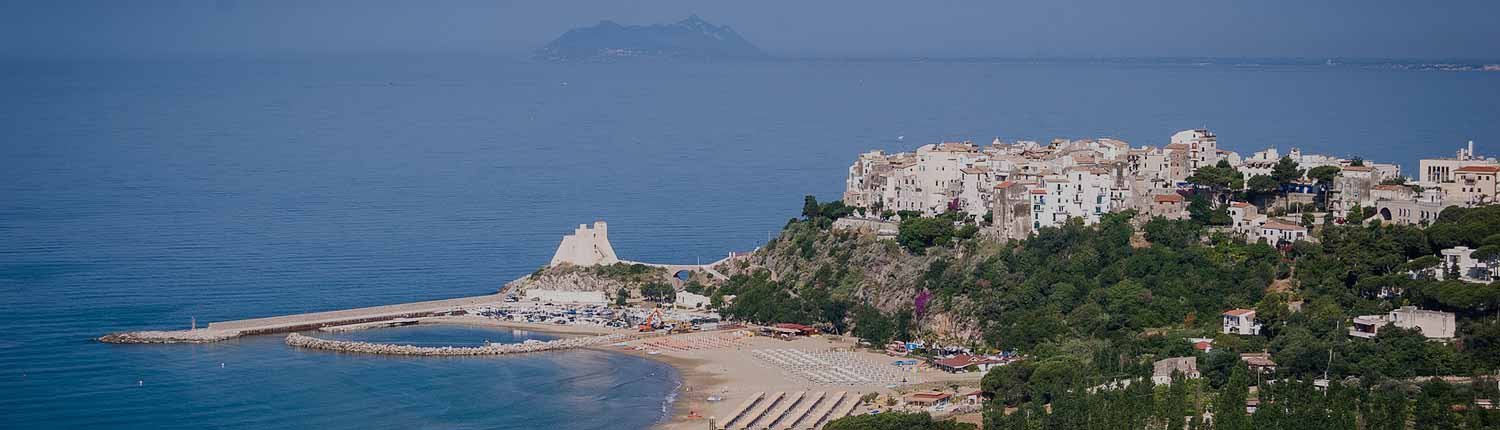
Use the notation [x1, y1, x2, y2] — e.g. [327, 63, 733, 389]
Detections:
[549, 221, 619, 267]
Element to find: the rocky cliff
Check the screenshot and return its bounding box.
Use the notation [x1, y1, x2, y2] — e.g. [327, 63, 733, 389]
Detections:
[716, 221, 996, 343]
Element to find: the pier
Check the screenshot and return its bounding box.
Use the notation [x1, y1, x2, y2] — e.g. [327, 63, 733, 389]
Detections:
[99, 293, 509, 344]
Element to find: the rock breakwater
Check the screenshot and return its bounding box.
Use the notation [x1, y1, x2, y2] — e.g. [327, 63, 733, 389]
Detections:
[284, 331, 658, 356]
[98, 330, 240, 344]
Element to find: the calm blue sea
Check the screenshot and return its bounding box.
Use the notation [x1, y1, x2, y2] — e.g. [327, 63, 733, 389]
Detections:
[1, 55, 1498, 429]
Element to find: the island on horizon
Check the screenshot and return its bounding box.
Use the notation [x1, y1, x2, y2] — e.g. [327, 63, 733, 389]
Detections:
[534, 15, 768, 62]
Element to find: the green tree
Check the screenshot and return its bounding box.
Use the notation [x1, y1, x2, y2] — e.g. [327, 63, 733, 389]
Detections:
[1187, 159, 1246, 202]
[898, 216, 956, 253]
[982, 360, 1036, 407]
[1307, 166, 1341, 186]
[1272, 156, 1304, 185]
[1144, 217, 1202, 248]
[614, 287, 629, 307]
[852, 306, 893, 345]
[802, 195, 821, 219]
[824, 412, 975, 430]
[1213, 364, 1251, 430]
[1247, 174, 1281, 204]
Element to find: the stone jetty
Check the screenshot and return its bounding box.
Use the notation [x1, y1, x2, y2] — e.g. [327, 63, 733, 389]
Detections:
[284, 331, 660, 356]
[99, 330, 240, 344]
[99, 293, 507, 344]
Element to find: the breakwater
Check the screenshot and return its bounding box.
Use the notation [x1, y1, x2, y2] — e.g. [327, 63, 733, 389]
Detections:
[99, 294, 508, 344]
[284, 331, 658, 356]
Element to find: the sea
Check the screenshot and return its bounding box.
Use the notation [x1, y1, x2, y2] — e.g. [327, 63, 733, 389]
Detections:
[1, 54, 1498, 429]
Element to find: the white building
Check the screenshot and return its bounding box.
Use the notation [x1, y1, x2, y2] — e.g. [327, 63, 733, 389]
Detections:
[1349, 306, 1456, 340]
[1222, 309, 1262, 336]
[1171, 129, 1240, 172]
[1439, 246, 1498, 283]
[674, 291, 712, 308]
[1258, 222, 1309, 246]
[1419, 141, 1498, 186]
[550, 221, 620, 267]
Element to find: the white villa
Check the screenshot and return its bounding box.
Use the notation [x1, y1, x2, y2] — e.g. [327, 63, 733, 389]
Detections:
[1222, 309, 1262, 336]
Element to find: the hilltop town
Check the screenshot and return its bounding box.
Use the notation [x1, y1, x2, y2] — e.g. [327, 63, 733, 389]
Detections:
[838, 131, 1499, 281]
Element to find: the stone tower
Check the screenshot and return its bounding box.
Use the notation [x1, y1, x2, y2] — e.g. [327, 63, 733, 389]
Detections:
[548, 221, 620, 267]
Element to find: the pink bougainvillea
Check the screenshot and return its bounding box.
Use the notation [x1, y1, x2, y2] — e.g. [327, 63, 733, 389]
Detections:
[914, 289, 932, 319]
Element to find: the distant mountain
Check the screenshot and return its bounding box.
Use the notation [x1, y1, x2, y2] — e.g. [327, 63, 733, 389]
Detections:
[535, 15, 767, 61]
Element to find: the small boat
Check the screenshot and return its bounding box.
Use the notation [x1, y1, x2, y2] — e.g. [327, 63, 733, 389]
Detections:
[647, 351, 661, 355]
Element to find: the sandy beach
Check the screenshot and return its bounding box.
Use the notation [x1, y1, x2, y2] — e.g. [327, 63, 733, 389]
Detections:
[406, 317, 983, 429]
[605, 332, 984, 430]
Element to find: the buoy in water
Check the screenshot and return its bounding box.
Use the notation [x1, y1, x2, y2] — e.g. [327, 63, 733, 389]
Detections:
[137, 380, 143, 386]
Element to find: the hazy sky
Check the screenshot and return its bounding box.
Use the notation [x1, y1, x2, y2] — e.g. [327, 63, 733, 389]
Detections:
[3, 0, 1497, 59]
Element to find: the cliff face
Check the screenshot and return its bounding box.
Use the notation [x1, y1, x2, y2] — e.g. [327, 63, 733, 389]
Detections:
[535, 16, 767, 61]
[717, 223, 993, 343]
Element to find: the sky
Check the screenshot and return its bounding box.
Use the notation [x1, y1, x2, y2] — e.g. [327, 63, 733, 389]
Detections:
[2, 0, 1497, 60]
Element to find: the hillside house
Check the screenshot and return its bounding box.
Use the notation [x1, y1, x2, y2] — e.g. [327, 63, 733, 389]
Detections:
[1222, 309, 1262, 336]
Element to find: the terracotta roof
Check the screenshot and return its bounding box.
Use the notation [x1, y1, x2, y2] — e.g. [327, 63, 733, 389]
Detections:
[907, 391, 953, 401]
[932, 354, 1003, 369]
[1456, 165, 1500, 173]
[1263, 221, 1306, 231]
[1230, 202, 1253, 208]
[960, 167, 991, 174]
[994, 181, 1014, 189]
[1194, 341, 1212, 351]
[1240, 353, 1277, 367]
[1030, 189, 1049, 195]
[1223, 309, 1255, 317]
[1154, 194, 1184, 203]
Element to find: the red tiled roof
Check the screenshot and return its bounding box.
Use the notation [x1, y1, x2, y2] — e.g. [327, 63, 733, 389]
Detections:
[1154, 194, 1184, 203]
[1223, 309, 1255, 317]
[1456, 165, 1500, 173]
[1230, 202, 1253, 208]
[1030, 189, 1048, 194]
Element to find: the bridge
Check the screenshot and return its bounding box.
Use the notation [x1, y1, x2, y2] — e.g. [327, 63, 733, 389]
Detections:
[622, 256, 733, 281]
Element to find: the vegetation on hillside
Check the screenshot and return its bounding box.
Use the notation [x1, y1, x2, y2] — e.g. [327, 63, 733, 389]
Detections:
[718, 195, 1500, 429]
[823, 412, 975, 430]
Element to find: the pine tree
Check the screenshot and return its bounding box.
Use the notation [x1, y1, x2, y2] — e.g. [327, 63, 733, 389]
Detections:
[1214, 364, 1250, 430]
